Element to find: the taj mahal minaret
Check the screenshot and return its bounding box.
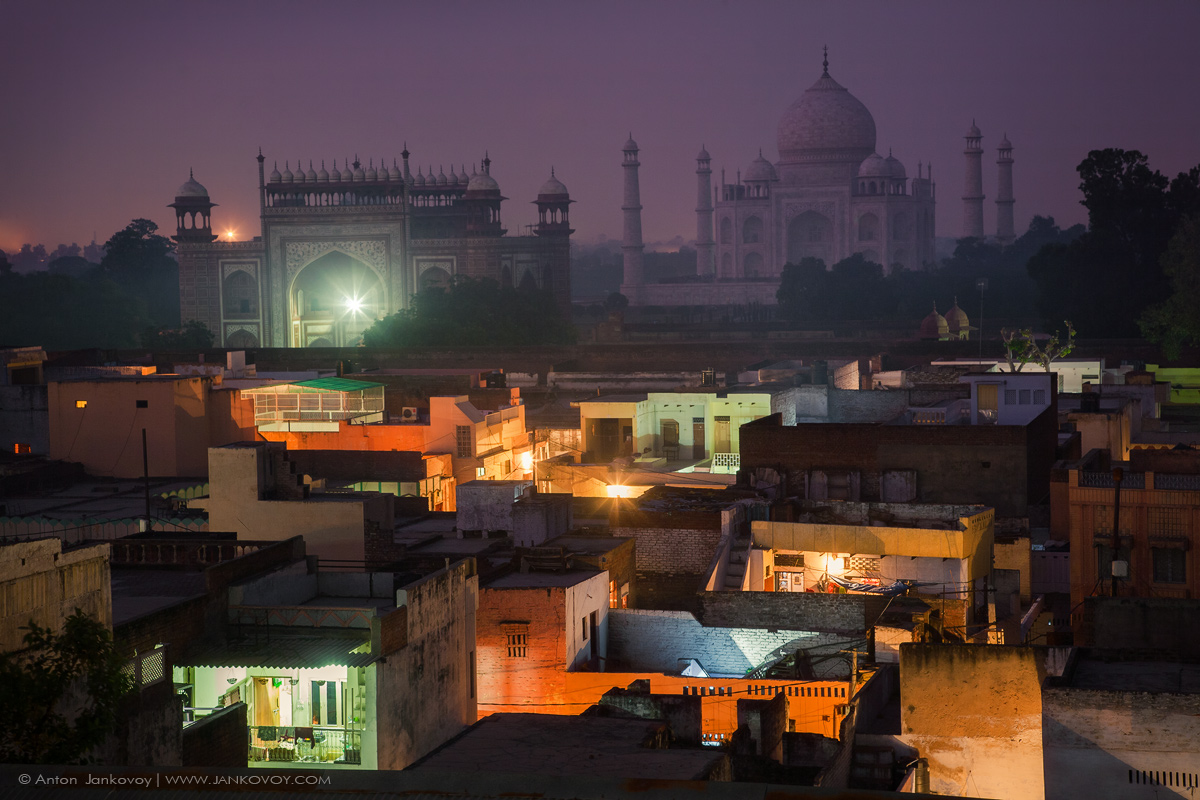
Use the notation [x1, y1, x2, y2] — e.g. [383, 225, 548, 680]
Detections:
[695, 146, 715, 277]
[962, 121, 985, 239]
[620, 134, 645, 293]
[995, 134, 1015, 245]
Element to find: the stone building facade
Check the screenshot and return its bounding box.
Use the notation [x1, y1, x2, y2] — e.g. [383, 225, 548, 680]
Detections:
[173, 152, 572, 348]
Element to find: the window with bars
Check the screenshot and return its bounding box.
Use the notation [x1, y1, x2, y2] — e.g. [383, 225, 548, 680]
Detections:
[456, 425, 472, 457]
[503, 623, 529, 658]
[1152, 548, 1186, 584]
[1149, 507, 1185, 536]
[1034, 389, 1046, 404]
[506, 632, 527, 657]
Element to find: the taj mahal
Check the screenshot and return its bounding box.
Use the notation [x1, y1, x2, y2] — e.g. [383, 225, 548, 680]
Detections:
[621, 52, 1014, 306]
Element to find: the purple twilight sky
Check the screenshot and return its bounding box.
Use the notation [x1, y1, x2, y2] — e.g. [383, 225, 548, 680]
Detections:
[3, 0, 1200, 254]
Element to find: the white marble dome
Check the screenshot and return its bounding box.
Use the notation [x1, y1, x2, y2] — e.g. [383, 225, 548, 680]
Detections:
[777, 71, 876, 163]
[744, 151, 778, 182]
[177, 172, 209, 196]
[537, 169, 569, 198]
[467, 172, 500, 193]
[857, 153, 888, 178]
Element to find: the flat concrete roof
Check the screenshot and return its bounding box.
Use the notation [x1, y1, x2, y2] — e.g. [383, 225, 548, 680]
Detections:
[485, 569, 602, 589]
[110, 568, 207, 627]
[410, 713, 724, 780]
[1065, 656, 1200, 694]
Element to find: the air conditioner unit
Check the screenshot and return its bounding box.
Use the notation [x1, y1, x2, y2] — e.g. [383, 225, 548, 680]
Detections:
[400, 407, 418, 422]
[1111, 560, 1129, 579]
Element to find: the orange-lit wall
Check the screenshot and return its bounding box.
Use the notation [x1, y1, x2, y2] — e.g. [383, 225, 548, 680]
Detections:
[49, 377, 211, 477]
[478, 671, 856, 741]
[258, 422, 427, 453]
[208, 386, 259, 447]
[476, 575, 610, 713]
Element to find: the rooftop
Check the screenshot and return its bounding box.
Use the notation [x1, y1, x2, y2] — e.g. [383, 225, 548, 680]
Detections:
[485, 569, 603, 589]
[180, 631, 375, 670]
[409, 713, 725, 780]
[1062, 652, 1200, 694]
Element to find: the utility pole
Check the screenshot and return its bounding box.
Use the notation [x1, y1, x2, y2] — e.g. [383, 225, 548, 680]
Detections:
[1110, 467, 1124, 596]
[976, 277, 988, 358]
[141, 428, 151, 531]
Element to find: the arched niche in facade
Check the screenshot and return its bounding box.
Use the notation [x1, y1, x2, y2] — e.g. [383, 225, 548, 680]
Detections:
[742, 216, 763, 244]
[786, 211, 833, 265]
[222, 270, 259, 318]
[858, 213, 879, 243]
[289, 250, 384, 347]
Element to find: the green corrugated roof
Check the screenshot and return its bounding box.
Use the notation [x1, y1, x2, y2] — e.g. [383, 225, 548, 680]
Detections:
[292, 378, 384, 392]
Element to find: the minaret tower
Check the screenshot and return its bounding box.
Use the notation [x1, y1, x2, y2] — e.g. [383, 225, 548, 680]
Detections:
[620, 134, 645, 295]
[695, 145, 715, 277]
[995, 134, 1015, 245]
[962, 121, 985, 239]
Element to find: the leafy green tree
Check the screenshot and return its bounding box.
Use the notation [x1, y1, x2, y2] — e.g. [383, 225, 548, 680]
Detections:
[1028, 150, 1200, 337]
[0, 610, 134, 764]
[603, 291, 629, 314]
[1140, 213, 1200, 359]
[0, 271, 152, 348]
[1001, 322, 1076, 372]
[776, 257, 828, 320]
[101, 219, 180, 329]
[140, 320, 215, 349]
[101, 219, 175, 274]
[362, 277, 576, 347]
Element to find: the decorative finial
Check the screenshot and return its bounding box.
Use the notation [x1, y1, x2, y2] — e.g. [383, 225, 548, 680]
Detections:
[758, 147, 763, 158]
[550, 166, 556, 177]
[189, 167, 194, 179]
[888, 148, 892, 157]
[822, 45, 829, 75]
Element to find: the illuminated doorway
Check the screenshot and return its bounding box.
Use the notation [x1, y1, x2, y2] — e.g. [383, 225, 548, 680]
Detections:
[290, 251, 384, 347]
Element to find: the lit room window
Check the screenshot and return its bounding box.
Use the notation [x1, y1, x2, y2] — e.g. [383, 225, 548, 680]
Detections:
[75, 400, 87, 408]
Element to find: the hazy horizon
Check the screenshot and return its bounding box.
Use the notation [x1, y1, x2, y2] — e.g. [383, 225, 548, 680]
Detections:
[4, 1, 1199, 255]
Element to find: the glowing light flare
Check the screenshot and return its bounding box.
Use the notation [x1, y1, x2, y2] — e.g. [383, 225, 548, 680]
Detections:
[519, 452, 533, 470]
[606, 484, 640, 498]
[344, 296, 364, 313]
[225, 230, 237, 240]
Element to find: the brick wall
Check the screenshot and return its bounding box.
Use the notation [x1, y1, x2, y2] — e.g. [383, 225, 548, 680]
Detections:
[613, 525, 722, 574]
[116, 594, 209, 658]
[476, 585, 567, 711]
[631, 572, 704, 613]
[608, 608, 851, 677]
[182, 702, 248, 766]
[741, 409, 1053, 516]
[697, 590, 886, 635]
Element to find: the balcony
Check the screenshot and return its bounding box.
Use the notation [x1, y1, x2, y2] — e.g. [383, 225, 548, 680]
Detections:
[248, 725, 363, 766]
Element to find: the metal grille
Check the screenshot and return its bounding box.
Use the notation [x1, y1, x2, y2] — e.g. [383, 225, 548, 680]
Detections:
[713, 453, 740, 470]
[1155, 474, 1200, 491]
[848, 556, 880, 573]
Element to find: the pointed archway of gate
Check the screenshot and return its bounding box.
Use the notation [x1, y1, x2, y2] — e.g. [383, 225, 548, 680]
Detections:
[289, 250, 385, 347]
